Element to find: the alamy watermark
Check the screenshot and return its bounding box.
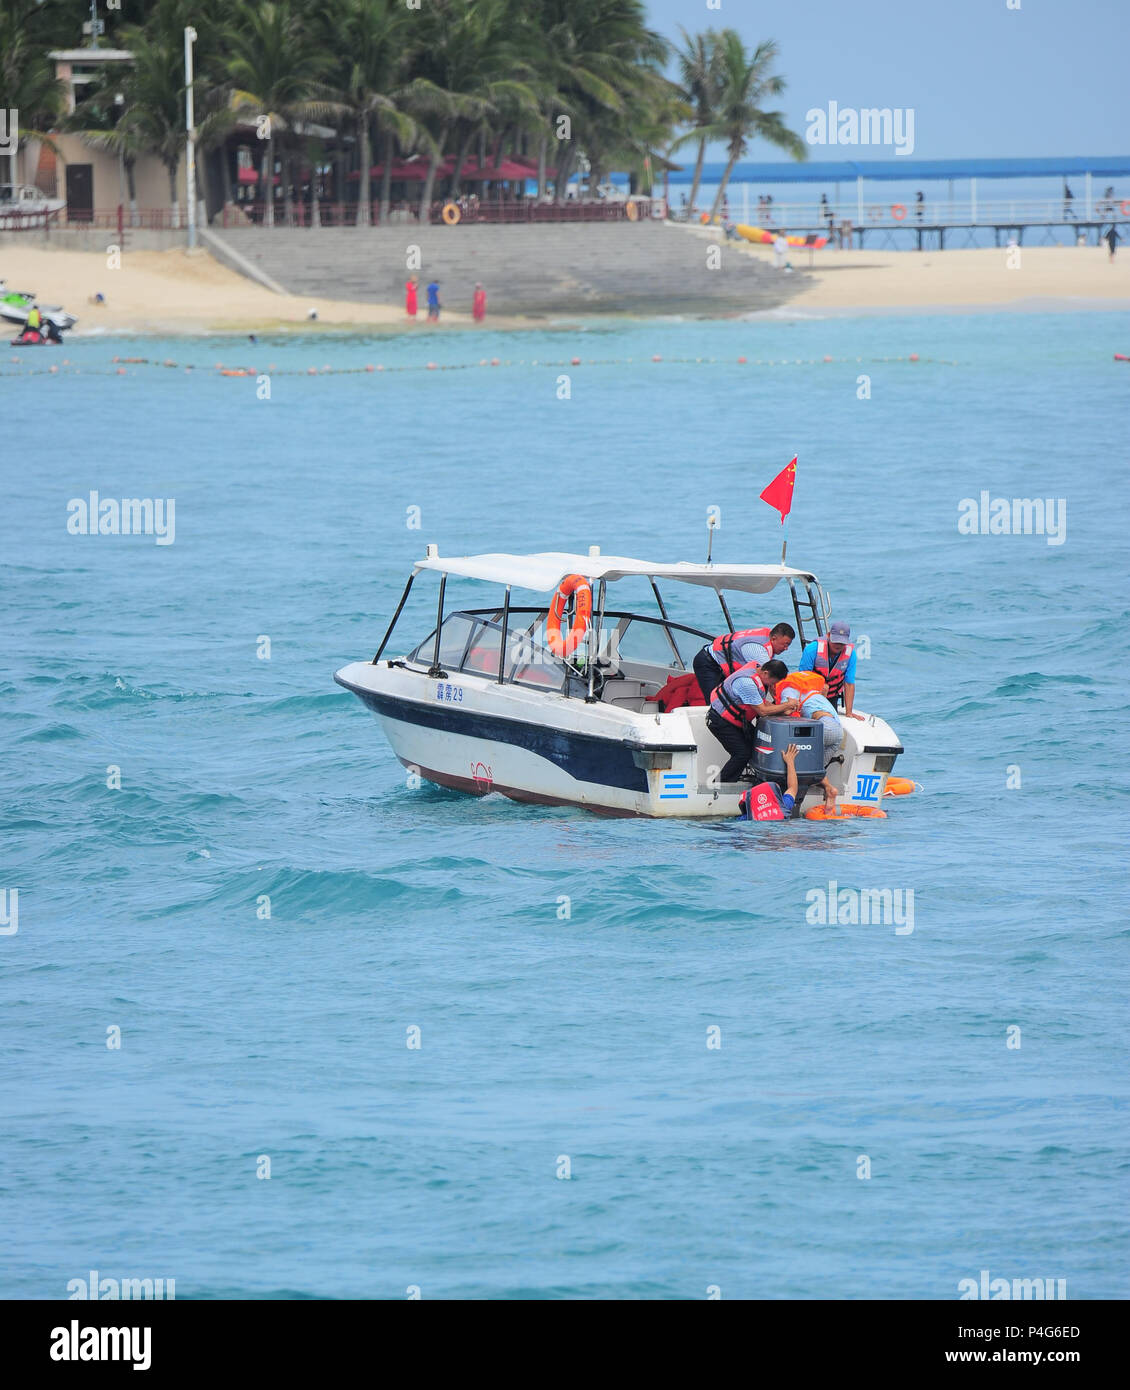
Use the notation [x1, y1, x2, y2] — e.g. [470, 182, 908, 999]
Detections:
[805, 102, 915, 156]
[66, 492, 175, 545]
[958, 492, 1066, 546]
[806, 880, 915, 934]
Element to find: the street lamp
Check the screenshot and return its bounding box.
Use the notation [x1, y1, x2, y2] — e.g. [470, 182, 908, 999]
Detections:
[184, 25, 197, 246]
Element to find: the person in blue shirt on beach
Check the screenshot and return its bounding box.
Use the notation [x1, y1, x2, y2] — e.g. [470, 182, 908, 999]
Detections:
[797, 619, 863, 718]
[426, 280, 441, 320]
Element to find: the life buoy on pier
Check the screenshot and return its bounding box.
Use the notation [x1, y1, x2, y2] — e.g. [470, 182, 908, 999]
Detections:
[891, 203, 907, 221]
[546, 574, 593, 657]
[441, 202, 461, 225]
[1121, 200, 1130, 216]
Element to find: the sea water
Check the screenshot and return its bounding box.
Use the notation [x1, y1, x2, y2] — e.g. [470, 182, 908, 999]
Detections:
[2, 309, 1128, 1298]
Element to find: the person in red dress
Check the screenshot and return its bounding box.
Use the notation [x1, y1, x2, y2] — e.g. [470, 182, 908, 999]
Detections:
[405, 274, 419, 318]
[472, 282, 486, 322]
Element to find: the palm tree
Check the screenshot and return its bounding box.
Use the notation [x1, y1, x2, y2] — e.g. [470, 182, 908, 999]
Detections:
[672, 28, 720, 214]
[317, 0, 422, 226]
[0, 7, 65, 191]
[696, 32, 805, 220]
[227, 1, 327, 226]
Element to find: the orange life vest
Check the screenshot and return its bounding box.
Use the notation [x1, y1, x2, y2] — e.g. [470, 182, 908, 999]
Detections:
[710, 663, 767, 729]
[710, 626, 772, 680]
[813, 637, 854, 700]
[773, 670, 826, 701]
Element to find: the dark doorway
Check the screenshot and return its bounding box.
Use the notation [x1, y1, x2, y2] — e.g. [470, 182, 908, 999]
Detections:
[65, 163, 94, 222]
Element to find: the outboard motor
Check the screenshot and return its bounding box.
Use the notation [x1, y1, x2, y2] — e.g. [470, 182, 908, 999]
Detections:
[753, 716, 826, 813]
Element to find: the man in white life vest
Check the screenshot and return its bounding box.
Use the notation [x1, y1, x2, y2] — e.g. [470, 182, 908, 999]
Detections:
[796, 619, 863, 718]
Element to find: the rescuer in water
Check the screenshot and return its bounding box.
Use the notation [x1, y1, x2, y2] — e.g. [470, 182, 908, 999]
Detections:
[738, 743, 839, 820]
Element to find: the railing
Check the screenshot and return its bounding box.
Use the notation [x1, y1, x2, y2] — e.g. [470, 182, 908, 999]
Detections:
[673, 197, 1130, 228]
[219, 197, 666, 228]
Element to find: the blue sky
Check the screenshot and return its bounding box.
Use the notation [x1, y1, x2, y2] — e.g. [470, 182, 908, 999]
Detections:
[644, 0, 1126, 161]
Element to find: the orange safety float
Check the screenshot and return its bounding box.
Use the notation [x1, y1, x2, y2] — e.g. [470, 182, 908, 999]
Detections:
[1121, 200, 1130, 216]
[441, 202, 461, 225]
[891, 203, 908, 221]
[546, 574, 593, 657]
[774, 671, 827, 701]
[805, 803, 887, 820]
[883, 776, 917, 796]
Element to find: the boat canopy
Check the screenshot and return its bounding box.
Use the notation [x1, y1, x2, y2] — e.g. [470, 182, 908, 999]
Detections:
[412, 550, 814, 595]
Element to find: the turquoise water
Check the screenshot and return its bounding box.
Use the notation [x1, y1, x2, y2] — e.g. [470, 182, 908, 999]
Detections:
[2, 309, 1128, 1299]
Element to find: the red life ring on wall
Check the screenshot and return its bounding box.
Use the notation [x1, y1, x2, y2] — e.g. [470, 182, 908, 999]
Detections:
[546, 574, 593, 657]
[891, 203, 907, 221]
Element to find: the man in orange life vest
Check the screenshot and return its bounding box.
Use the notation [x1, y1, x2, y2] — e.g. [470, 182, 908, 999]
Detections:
[797, 619, 863, 718]
[705, 658, 796, 783]
[692, 621, 795, 703]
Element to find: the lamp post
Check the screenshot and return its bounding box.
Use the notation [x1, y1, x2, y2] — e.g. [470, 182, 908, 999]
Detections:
[184, 25, 197, 246]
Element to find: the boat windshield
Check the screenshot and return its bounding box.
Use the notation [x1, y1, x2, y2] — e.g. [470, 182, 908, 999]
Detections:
[405, 607, 711, 692]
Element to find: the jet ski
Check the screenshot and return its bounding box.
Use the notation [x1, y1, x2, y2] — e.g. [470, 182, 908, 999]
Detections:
[11, 323, 63, 346]
[0, 281, 77, 332]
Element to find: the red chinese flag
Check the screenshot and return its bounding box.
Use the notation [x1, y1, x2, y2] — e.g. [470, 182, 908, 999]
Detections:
[759, 456, 797, 523]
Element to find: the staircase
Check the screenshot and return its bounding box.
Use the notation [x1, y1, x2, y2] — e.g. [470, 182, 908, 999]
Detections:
[207, 222, 804, 316]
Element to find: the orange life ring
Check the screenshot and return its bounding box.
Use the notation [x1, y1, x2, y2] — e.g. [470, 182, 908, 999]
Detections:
[546, 574, 593, 657]
[806, 803, 887, 820]
[883, 776, 917, 796]
[1121, 200, 1130, 216]
[891, 203, 907, 221]
[625, 200, 639, 221]
[441, 202, 461, 225]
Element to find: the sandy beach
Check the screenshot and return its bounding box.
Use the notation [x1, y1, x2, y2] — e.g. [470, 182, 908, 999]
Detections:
[1, 237, 1127, 335]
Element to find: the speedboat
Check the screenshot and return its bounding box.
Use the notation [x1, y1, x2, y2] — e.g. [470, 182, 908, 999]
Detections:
[0, 184, 65, 221]
[334, 548, 904, 818]
[0, 280, 77, 332]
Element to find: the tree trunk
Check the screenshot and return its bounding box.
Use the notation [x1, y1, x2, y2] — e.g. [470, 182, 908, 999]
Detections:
[536, 132, 547, 200]
[310, 156, 321, 226]
[262, 135, 274, 227]
[379, 130, 393, 223]
[709, 147, 740, 219]
[554, 145, 575, 204]
[450, 125, 475, 199]
[687, 136, 706, 212]
[357, 115, 371, 227]
[283, 150, 295, 225]
[126, 158, 139, 227]
[167, 163, 180, 230]
[418, 123, 447, 221]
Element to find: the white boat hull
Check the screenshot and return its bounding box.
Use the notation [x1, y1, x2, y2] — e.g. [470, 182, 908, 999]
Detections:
[335, 660, 903, 819]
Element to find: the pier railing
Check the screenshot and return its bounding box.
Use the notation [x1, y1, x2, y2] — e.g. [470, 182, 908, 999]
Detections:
[676, 198, 1130, 229]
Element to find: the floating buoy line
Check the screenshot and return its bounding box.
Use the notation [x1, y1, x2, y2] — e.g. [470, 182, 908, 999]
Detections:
[1, 351, 960, 378]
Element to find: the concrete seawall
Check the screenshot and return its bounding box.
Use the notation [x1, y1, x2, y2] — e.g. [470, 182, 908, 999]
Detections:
[207, 222, 807, 317]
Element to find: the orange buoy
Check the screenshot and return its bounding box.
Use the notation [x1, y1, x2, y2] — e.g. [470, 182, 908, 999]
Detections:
[909, 352, 919, 362]
[891, 203, 907, 220]
[571, 356, 581, 365]
[737, 355, 746, 363]
[546, 574, 593, 658]
[441, 202, 461, 225]
[490, 357, 500, 366]
[883, 776, 917, 796]
[806, 803, 888, 821]
[652, 354, 661, 362]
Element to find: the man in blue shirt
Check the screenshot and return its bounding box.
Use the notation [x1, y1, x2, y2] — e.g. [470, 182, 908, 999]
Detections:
[426, 280, 441, 320]
[797, 619, 863, 718]
[706, 658, 796, 782]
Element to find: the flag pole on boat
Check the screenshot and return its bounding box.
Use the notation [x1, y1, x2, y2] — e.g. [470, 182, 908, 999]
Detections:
[759, 455, 798, 565]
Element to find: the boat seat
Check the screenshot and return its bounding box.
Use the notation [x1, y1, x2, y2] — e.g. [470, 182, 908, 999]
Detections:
[601, 677, 649, 709]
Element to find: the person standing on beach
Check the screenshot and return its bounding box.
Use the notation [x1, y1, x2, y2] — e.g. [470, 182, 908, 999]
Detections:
[773, 232, 788, 271]
[1107, 225, 1121, 261]
[472, 282, 486, 321]
[426, 280, 441, 321]
[915, 190, 924, 222]
[405, 274, 419, 319]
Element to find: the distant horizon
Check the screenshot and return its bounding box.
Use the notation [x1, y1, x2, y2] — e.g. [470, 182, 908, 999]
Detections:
[644, 0, 1124, 164]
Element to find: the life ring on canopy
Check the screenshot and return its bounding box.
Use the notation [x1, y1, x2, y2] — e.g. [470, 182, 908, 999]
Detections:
[1121, 200, 1130, 216]
[891, 203, 907, 221]
[441, 202, 461, 225]
[546, 574, 593, 657]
